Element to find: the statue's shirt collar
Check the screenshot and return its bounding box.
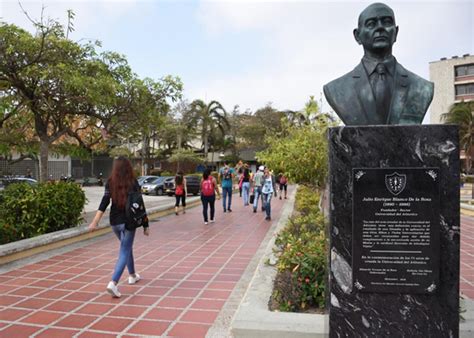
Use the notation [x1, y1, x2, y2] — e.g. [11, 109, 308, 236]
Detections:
[362, 56, 396, 77]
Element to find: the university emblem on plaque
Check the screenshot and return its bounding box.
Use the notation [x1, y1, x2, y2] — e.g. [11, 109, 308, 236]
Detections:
[385, 172, 406, 196]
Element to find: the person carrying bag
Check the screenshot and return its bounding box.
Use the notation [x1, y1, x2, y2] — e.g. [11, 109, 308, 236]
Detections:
[88, 157, 149, 298]
[201, 168, 220, 224]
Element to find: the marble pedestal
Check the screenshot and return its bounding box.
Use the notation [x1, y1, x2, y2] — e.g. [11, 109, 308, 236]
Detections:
[328, 125, 460, 337]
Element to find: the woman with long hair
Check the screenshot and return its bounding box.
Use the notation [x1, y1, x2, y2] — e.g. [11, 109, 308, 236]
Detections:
[88, 157, 149, 298]
[174, 171, 187, 215]
[200, 168, 220, 224]
[261, 167, 277, 221]
[241, 165, 251, 206]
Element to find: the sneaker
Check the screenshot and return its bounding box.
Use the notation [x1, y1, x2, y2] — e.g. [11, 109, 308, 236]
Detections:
[128, 273, 141, 285]
[204, 221, 208, 225]
[106, 281, 121, 298]
[210, 219, 215, 223]
[223, 209, 227, 213]
[228, 209, 232, 212]
[265, 216, 271, 221]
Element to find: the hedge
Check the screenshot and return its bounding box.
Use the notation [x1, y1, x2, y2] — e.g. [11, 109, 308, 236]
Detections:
[0, 182, 86, 245]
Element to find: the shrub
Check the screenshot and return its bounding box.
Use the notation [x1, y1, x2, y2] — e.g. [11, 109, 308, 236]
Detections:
[270, 185, 327, 312]
[160, 171, 174, 177]
[0, 182, 86, 244]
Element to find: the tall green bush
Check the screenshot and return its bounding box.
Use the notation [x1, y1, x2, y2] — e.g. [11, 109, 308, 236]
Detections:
[0, 182, 86, 244]
[256, 116, 332, 187]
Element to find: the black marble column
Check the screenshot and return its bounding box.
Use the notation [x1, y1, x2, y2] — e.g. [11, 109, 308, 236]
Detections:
[328, 125, 460, 337]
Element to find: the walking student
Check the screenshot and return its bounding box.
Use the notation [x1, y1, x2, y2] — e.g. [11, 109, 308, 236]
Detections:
[174, 172, 187, 215]
[219, 162, 235, 212]
[279, 172, 288, 200]
[241, 165, 251, 206]
[88, 157, 149, 298]
[201, 168, 220, 224]
[262, 167, 277, 221]
[252, 165, 264, 213]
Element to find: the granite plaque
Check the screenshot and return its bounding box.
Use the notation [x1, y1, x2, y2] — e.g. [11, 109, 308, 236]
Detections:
[329, 125, 459, 337]
[352, 168, 440, 294]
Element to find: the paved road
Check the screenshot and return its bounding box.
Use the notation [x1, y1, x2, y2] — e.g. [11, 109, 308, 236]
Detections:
[82, 186, 179, 213]
[81, 187, 201, 226]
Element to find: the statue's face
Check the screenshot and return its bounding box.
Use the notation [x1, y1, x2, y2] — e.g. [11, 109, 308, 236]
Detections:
[354, 4, 398, 54]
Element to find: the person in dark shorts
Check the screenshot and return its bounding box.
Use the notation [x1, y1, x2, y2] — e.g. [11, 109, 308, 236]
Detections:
[279, 173, 288, 200]
[174, 172, 187, 215]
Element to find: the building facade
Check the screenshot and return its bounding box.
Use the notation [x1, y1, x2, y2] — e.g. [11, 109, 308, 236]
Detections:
[429, 54, 474, 123]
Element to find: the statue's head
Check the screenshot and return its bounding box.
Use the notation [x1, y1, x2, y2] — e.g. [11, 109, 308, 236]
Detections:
[353, 3, 399, 57]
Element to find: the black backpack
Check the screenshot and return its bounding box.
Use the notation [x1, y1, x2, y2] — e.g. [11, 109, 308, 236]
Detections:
[125, 190, 148, 230]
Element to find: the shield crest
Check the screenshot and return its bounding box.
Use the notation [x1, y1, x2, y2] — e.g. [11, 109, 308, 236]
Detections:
[385, 172, 406, 196]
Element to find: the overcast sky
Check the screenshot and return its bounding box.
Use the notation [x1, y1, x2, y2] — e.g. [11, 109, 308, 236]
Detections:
[2, 0, 473, 121]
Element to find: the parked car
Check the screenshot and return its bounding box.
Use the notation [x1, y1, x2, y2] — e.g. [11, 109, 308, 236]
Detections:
[141, 176, 173, 196]
[0, 177, 38, 191]
[137, 175, 159, 187]
[164, 175, 201, 196]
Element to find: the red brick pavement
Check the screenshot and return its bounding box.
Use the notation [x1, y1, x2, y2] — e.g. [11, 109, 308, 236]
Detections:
[461, 214, 474, 299]
[0, 191, 290, 337]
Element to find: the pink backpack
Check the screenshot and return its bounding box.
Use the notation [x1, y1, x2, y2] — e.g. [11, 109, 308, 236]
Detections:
[201, 178, 214, 196]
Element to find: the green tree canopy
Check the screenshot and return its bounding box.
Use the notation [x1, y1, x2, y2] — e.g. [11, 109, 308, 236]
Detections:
[0, 18, 128, 180]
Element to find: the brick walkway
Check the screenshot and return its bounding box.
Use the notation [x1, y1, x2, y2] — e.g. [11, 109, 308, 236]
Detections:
[461, 214, 474, 299]
[0, 191, 290, 338]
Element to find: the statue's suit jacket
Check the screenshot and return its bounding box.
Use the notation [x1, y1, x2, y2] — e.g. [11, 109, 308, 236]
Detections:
[323, 61, 434, 125]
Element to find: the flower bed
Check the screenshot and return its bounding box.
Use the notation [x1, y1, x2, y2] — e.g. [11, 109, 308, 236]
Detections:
[269, 184, 327, 312]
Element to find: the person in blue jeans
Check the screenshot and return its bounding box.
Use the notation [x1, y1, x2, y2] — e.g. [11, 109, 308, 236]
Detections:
[252, 165, 265, 213]
[241, 166, 251, 206]
[219, 162, 235, 212]
[261, 167, 277, 220]
[88, 157, 150, 298]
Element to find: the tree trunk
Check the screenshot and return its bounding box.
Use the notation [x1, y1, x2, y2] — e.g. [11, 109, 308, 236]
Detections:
[39, 139, 49, 182]
[204, 134, 209, 165]
[466, 145, 472, 173]
[177, 130, 182, 150]
[141, 135, 146, 175]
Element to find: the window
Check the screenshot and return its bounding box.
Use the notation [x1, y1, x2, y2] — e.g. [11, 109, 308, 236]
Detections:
[455, 64, 474, 77]
[456, 83, 474, 96]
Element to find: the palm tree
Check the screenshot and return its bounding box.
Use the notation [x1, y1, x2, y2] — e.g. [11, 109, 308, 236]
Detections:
[442, 101, 474, 172]
[185, 99, 230, 164]
[285, 96, 320, 127]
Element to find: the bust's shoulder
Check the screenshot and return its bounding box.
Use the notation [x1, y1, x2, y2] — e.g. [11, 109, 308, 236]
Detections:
[397, 63, 433, 91]
[324, 63, 363, 91]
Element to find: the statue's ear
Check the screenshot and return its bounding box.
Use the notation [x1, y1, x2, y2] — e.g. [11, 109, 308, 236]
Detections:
[353, 28, 361, 45]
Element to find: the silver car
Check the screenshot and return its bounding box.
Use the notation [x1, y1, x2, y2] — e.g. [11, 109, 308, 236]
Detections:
[137, 175, 159, 187]
[141, 176, 173, 196]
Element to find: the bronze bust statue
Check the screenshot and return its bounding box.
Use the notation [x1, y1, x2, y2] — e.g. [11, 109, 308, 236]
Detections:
[323, 3, 434, 125]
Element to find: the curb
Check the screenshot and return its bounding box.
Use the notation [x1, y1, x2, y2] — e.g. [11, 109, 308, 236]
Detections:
[461, 203, 474, 217]
[0, 197, 201, 266]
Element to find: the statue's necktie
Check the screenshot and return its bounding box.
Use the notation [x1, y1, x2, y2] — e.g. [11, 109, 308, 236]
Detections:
[374, 63, 390, 121]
